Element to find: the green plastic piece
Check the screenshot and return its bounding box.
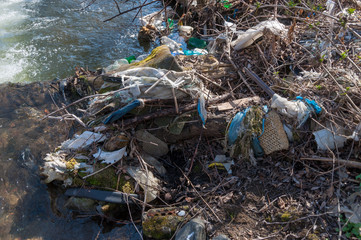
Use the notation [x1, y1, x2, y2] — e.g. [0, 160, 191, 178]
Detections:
[222, 0, 232, 8]
[167, 18, 174, 29]
[125, 55, 136, 64]
[187, 37, 207, 49]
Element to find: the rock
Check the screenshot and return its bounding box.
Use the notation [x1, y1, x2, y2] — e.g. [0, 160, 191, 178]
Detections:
[142, 207, 188, 240]
[64, 197, 97, 212]
[113, 45, 183, 72]
[104, 135, 129, 151]
[135, 130, 168, 157]
[138, 24, 157, 43]
[175, 218, 206, 240]
[140, 152, 167, 176]
[211, 234, 231, 240]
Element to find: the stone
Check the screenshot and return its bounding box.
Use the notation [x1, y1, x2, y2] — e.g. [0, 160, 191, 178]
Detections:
[211, 234, 231, 240]
[143, 207, 188, 240]
[104, 135, 129, 151]
[138, 24, 157, 43]
[175, 218, 206, 240]
[64, 197, 97, 212]
[140, 152, 167, 176]
[135, 130, 168, 157]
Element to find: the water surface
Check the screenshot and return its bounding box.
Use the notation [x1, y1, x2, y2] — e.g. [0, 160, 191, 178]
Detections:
[0, 0, 160, 83]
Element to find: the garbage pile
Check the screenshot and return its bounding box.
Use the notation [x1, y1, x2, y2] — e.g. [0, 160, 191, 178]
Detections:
[40, 0, 361, 239]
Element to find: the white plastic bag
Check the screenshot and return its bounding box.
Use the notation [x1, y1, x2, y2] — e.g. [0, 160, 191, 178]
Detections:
[271, 94, 309, 127]
[231, 20, 286, 50]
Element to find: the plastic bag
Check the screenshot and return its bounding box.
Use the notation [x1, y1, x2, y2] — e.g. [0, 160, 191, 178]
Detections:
[231, 20, 286, 50]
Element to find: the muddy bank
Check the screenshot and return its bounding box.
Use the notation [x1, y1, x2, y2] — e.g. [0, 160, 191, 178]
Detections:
[0, 81, 134, 239]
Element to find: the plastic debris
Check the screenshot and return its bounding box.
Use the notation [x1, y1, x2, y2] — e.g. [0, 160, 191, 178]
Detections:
[109, 67, 198, 101]
[271, 94, 322, 128]
[231, 20, 287, 50]
[103, 99, 143, 124]
[313, 129, 347, 151]
[271, 94, 310, 128]
[161, 36, 182, 53]
[227, 108, 250, 145]
[61, 131, 106, 150]
[259, 110, 289, 155]
[295, 96, 322, 114]
[125, 55, 136, 64]
[92, 147, 127, 164]
[197, 93, 207, 126]
[175, 217, 206, 240]
[183, 48, 208, 55]
[65, 188, 139, 204]
[208, 155, 234, 174]
[104, 59, 129, 73]
[188, 37, 207, 49]
[140, 7, 175, 31]
[41, 151, 68, 184]
[127, 166, 160, 202]
[178, 25, 194, 39]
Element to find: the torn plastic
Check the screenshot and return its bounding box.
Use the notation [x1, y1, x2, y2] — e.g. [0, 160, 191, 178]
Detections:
[207, 33, 229, 55]
[104, 59, 129, 73]
[140, 7, 175, 31]
[178, 25, 193, 39]
[92, 147, 127, 164]
[231, 20, 287, 50]
[127, 166, 160, 203]
[197, 93, 207, 126]
[313, 129, 347, 151]
[271, 94, 311, 128]
[208, 155, 234, 174]
[61, 131, 106, 150]
[110, 67, 199, 101]
[227, 108, 250, 145]
[65, 188, 139, 204]
[103, 99, 144, 124]
[41, 151, 68, 184]
[161, 36, 182, 53]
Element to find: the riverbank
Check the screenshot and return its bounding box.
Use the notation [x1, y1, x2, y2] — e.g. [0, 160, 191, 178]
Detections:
[2, 0, 361, 239]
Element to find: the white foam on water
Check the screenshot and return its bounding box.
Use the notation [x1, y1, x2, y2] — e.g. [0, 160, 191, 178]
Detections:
[0, 0, 30, 82]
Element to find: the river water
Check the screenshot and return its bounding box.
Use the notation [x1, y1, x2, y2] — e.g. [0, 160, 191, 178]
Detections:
[0, 0, 162, 239]
[0, 0, 161, 83]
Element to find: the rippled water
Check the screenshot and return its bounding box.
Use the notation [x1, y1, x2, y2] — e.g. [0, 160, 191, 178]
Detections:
[0, 0, 161, 83]
[0, 0, 161, 239]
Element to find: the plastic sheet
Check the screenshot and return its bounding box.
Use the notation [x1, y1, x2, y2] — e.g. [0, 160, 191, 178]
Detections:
[227, 108, 250, 145]
[313, 129, 347, 151]
[103, 99, 143, 124]
[61, 131, 106, 150]
[197, 93, 207, 126]
[271, 94, 310, 128]
[93, 147, 127, 164]
[231, 20, 286, 50]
